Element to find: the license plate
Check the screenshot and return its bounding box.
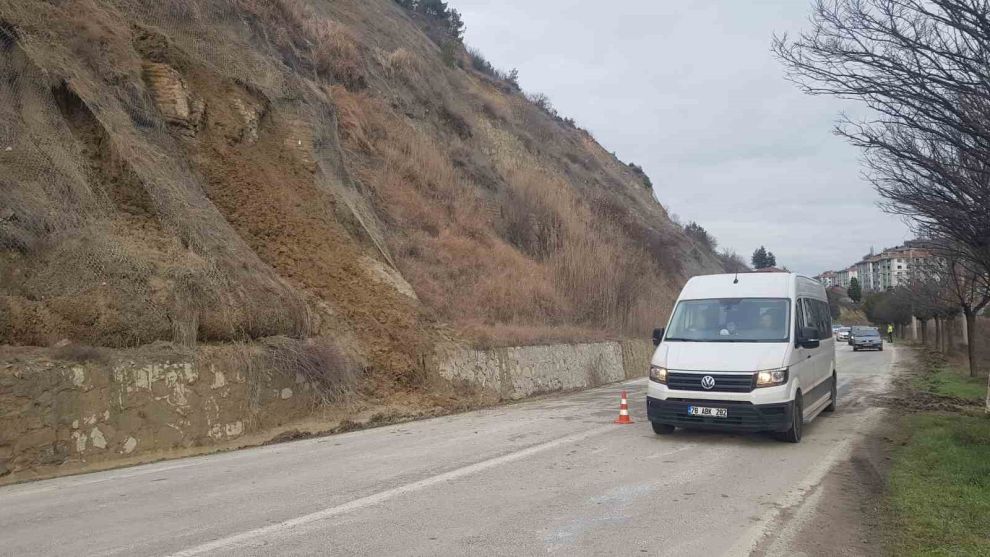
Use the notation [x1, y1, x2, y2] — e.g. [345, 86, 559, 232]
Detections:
[688, 406, 727, 418]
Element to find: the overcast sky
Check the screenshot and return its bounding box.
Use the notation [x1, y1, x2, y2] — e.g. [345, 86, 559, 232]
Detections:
[453, 0, 914, 275]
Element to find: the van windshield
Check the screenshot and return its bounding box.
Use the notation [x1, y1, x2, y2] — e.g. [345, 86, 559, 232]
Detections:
[665, 298, 791, 343]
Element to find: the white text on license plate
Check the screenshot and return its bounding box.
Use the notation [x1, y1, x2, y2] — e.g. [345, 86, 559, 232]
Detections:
[688, 406, 727, 418]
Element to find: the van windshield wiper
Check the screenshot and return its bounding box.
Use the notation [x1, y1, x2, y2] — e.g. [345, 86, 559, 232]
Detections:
[663, 337, 703, 342]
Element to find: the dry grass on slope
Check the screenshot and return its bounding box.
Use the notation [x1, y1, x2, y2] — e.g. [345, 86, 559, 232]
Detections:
[0, 0, 713, 382]
[333, 83, 680, 341]
[0, 0, 432, 384]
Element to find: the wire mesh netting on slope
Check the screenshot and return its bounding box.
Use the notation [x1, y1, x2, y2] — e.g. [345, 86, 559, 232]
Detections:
[0, 0, 429, 379]
[0, 0, 723, 374]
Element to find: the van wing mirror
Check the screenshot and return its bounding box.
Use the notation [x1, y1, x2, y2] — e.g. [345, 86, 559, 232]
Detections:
[652, 327, 665, 346]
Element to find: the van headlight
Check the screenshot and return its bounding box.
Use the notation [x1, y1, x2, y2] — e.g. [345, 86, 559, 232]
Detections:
[649, 365, 668, 384]
[755, 367, 788, 388]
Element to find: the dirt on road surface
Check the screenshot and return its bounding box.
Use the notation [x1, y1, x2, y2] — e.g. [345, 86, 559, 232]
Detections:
[0, 344, 897, 556]
[753, 345, 905, 557]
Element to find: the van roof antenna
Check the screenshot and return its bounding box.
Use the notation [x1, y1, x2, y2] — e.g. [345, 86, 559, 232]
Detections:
[733, 271, 739, 284]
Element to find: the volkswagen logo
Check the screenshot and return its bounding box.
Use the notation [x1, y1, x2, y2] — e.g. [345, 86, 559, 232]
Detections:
[701, 375, 716, 390]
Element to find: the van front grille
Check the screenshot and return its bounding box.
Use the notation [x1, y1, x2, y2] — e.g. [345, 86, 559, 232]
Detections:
[666, 372, 755, 393]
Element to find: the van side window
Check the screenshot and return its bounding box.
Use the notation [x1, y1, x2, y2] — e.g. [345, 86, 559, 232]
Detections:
[806, 299, 821, 339]
[795, 298, 808, 339]
[797, 298, 832, 340]
[809, 299, 828, 339]
[817, 300, 833, 338]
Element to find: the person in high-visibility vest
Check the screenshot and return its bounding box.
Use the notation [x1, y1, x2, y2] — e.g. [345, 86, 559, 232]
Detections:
[887, 323, 894, 342]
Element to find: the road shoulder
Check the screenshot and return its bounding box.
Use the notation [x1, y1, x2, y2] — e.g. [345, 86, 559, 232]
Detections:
[758, 344, 990, 557]
[750, 346, 906, 557]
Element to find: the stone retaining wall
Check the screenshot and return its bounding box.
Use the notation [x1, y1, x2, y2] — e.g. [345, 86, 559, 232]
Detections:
[0, 339, 654, 484]
[433, 340, 653, 400]
[0, 344, 319, 483]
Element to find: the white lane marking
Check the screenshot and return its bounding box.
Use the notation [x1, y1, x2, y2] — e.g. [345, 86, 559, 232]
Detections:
[726, 345, 899, 557]
[168, 424, 620, 556]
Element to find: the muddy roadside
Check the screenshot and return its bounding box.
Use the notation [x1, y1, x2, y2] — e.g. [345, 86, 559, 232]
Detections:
[760, 345, 988, 557]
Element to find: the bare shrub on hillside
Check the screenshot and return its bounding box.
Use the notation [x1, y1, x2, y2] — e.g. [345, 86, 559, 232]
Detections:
[327, 39, 690, 343]
[498, 169, 676, 334]
[526, 92, 556, 117]
[684, 222, 717, 251]
[234, 0, 367, 89]
[383, 48, 420, 82]
[466, 47, 518, 90]
[588, 194, 684, 278]
[263, 336, 360, 404]
[549, 220, 669, 333]
[51, 342, 111, 365]
[500, 169, 569, 259]
[718, 249, 751, 273]
[309, 21, 365, 89]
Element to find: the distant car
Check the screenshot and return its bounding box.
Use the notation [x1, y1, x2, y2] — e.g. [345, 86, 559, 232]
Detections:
[847, 326, 872, 346]
[836, 327, 851, 341]
[852, 328, 883, 351]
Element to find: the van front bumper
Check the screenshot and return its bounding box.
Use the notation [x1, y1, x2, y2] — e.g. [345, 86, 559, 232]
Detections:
[647, 396, 794, 433]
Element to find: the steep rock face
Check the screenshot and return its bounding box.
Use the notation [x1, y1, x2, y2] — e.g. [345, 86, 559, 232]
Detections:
[0, 0, 722, 382]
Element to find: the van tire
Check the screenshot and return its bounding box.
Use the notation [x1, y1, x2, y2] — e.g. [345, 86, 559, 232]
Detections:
[777, 393, 803, 443]
[824, 374, 837, 412]
[651, 422, 675, 435]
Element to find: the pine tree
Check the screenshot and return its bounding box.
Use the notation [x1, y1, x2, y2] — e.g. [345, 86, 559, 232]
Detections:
[448, 8, 464, 40]
[848, 277, 862, 303]
[752, 246, 769, 269]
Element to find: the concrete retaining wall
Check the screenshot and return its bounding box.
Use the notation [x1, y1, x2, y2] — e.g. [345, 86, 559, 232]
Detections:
[434, 340, 653, 400]
[0, 339, 654, 483]
[0, 344, 320, 483]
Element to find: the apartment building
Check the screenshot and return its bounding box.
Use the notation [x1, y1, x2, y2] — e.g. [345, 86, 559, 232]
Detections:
[834, 266, 858, 288]
[819, 242, 930, 292]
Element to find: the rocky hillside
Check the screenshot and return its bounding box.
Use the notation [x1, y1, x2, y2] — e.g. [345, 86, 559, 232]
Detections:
[0, 0, 722, 385]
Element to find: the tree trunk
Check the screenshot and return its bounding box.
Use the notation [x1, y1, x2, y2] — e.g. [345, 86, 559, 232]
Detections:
[965, 310, 979, 378]
[920, 318, 928, 345]
[935, 317, 943, 352]
[946, 318, 954, 354]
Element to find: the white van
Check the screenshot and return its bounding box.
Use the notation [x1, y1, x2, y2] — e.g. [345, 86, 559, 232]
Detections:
[647, 273, 836, 442]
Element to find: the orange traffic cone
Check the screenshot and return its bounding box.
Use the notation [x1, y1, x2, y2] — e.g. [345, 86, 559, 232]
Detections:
[614, 390, 633, 424]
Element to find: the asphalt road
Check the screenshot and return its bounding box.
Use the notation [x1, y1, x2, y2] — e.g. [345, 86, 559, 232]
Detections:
[0, 344, 894, 557]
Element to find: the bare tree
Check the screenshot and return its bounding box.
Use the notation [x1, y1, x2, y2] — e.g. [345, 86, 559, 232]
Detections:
[905, 267, 947, 346]
[773, 0, 990, 275]
[943, 254, 990, 376]
[774, 0, 990, 408]
[910, 247, 989, 372]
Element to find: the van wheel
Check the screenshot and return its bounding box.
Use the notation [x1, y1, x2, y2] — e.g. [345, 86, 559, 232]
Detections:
[824, 374, 837, 412]
[777, 393, 803, 443]
[651, 422, 675, 435]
